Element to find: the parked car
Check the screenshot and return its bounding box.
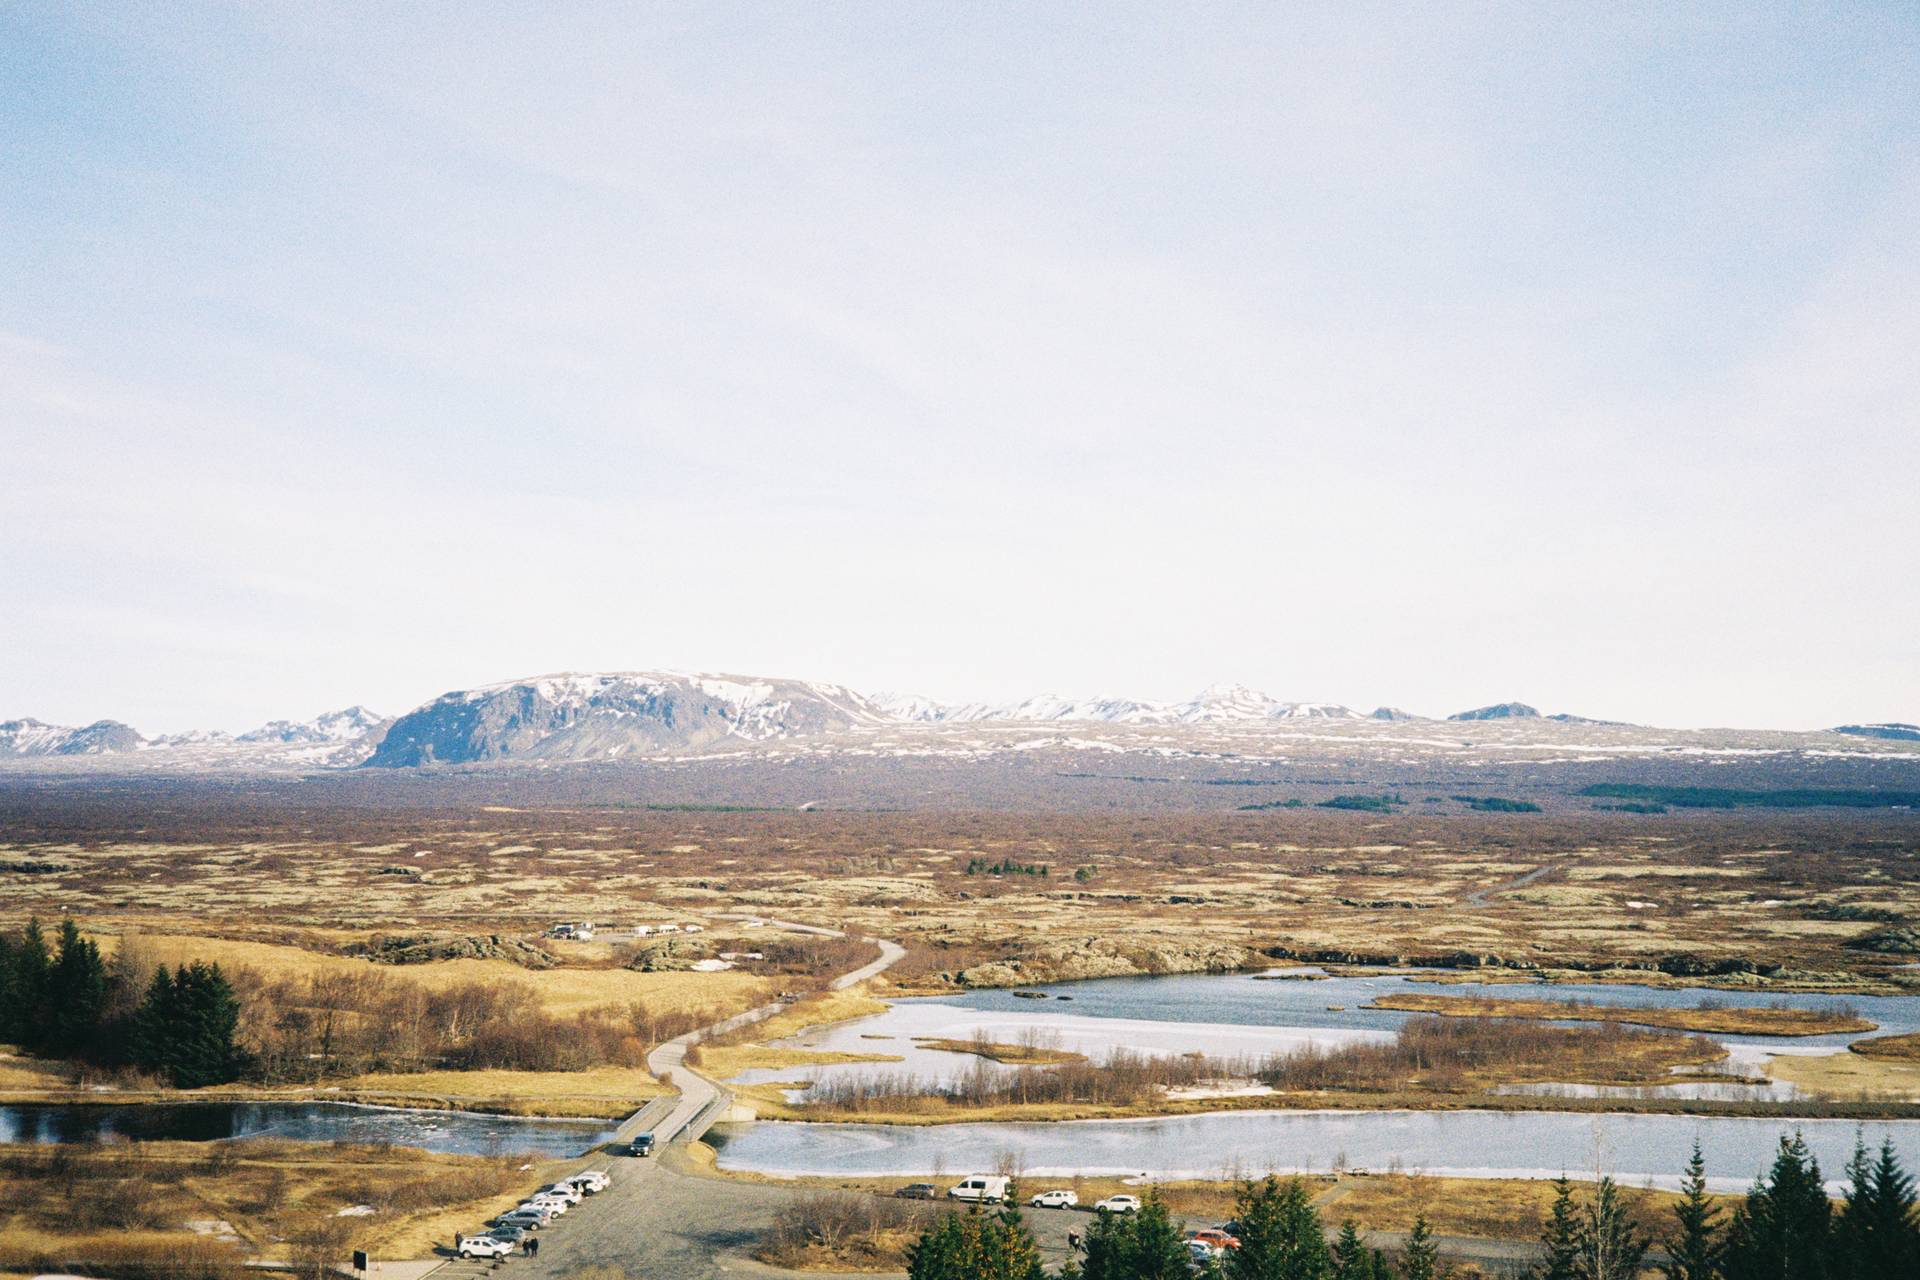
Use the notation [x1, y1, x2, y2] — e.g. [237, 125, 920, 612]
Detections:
[1188, 1239, 1221, 1266]
[459, 1235, 514, 1258]
[1190, 1228, 1240, 1251]
[487, 1225, 529, 1245]
[629, 1133, 656, 1157]
[521, 1196, 569, 1217]
[1030, 1189, 1079, 1209]
[540, 1182, 584, 1205]
[1095, 1194, 1143, 1214]
[564, 1171, 610, 1193]
[498, 1206, 553, 1229]
[894, 1183, 939, 1200]
[948, 1175, 1012, 1204]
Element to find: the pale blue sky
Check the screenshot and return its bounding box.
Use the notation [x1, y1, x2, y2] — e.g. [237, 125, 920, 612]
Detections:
[4, 3, 1916, 732]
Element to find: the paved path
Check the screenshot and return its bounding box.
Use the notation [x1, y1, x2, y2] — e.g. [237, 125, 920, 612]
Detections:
[642, 924, 905, 1147]
[430, 926, 1536, 1278]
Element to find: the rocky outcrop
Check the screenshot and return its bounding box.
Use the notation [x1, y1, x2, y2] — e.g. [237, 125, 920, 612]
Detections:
[950, 937, 1252, 988]
[622, 937, 711, 972]
[1847, 926, 1920, 955]
[346, 933, 556, 968]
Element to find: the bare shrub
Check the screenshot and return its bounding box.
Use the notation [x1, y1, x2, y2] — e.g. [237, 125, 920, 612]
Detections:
[760, 1193, 932, 1266]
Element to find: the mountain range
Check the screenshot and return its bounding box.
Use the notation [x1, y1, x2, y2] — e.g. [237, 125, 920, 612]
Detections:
[1, 669, 1911, 770]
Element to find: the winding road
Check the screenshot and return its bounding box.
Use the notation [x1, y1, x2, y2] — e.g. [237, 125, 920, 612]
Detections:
[434, 923, 1537, 1278]
[642, 925, 906, 1148]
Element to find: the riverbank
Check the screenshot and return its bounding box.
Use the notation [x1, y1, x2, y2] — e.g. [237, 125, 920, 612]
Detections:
[0, 1062, 665, 1120]
[1369, 992, 1877, 1036]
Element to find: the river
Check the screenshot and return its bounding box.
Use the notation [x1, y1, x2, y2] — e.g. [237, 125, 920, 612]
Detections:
[0, 1101, 615, 1156]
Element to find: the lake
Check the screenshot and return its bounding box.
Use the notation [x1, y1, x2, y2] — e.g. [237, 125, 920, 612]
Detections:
[709, 1109, 1920, 1195]
[730, 968, 1920, 1096]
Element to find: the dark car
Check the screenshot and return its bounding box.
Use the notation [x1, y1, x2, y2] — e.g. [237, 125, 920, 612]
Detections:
[894, 1183, 939, 1199]
[629, 1133, 656, 1157]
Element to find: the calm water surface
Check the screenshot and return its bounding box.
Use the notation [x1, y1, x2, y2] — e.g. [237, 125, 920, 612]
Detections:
[0, 1102, 615, 1156]
[710, 1110, 1920, 1194]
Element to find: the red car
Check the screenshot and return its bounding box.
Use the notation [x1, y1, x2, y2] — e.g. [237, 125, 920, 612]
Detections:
[1190, 1228, 1241, 1251]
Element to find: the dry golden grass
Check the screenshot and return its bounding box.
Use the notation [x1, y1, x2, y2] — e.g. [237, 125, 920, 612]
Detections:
[1322, 1173, 1700, 1241]
[1770, 1050, 1920, 1101]
[1372, 993, 1874, 1037]
[910, 1038, 1087, 1066]
[0, 1053, 73, 1091]
[322, 1065, 667, 1116]
[698, 1045, 904, 1077]
[108, 931, 775, 1019]
[734, 986, 892, 1043]
[1851, 1032, 1920, 1061]
[0, 1138, 560, 1268]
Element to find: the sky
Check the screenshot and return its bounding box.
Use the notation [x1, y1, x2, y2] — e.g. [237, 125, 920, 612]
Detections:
[3, 3, 1917, 734]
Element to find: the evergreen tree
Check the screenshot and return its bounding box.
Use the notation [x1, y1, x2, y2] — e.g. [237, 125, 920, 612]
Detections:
[45, 918, 108, 1056]
[1834, 1137, 1920, 1280]
[0, 935, 14, 1042]
[1332, 1220, 1392, 1280]
[905, 1204, 1045, 1280]
[1531, 1177, 1580, 1280]
[1577, 1176, 1648, 1280]
[1228, 1175, 1330, 1280]
[1724, 1133, 1831, 1280]
[1399, 1216, 1439, 1280]
[8, 918, 52, 1044]
[1084, 1193, 1191, 1280]
[129, 962, 244, 1087]
[1663, 1141, 1724, 1280]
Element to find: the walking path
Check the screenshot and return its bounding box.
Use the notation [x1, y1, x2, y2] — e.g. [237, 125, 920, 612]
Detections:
[427, 922, 1538, 1278]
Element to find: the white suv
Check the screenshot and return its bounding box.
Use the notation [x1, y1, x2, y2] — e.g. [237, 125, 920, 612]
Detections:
[1030, 1189, 1079, 1208]
[459, 1236, 513, 1258]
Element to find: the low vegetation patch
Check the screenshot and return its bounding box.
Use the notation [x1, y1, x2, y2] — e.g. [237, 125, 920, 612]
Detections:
[1851, 1032, 1920, 1061]
[1318, 793, 1407, 812]
[755, 1192, 934, 1272]
[911, 1034, 1087, 1066]
[1579, 783, 1920, 810]
[1370, 992, 1874, 1037]
[1451, 795, 1541, 813]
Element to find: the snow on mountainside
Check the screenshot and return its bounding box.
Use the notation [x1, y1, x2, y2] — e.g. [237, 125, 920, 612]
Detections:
[239, 706, 390, 745]
[873, 683, 1358, 726]
[0, 718, 144, 756]
[365, 671, 889, 767]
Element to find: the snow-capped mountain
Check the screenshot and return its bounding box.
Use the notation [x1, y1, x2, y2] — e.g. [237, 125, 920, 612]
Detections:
[874, 683, 1357, 726]
[365, 672, 889, 767]
[239, 706, 390, 745]
[0, 717, 144, 756]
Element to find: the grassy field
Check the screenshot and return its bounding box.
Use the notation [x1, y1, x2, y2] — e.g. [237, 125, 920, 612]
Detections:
[0, 1138, 569, 1273]
[107, 930, 777, 1020]
[1371, 993, 1875, 1036]
[1770, 1048, 1920, 1101]
[1851, 1031, 1920, 1061]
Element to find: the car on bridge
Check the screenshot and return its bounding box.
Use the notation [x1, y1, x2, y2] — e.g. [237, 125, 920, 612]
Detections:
[629, 1133, 656, 1157]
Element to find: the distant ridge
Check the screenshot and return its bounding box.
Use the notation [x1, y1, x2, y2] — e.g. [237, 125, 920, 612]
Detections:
[1832, 723, 1920, 742]
[0, 717, 143, 757]
[1448, 702, 1540, 721]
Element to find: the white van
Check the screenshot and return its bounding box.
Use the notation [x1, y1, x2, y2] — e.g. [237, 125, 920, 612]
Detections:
[948, 1175, 1011, 1204]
